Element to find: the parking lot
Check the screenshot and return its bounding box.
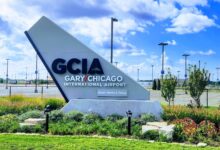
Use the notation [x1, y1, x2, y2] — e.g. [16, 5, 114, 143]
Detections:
[0, 84, 219, 107]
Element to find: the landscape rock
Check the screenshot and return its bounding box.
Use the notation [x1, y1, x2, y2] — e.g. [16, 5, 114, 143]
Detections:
[142, 122, 175, 140]
[142, 125, 159, 133]
[146, 122, 168, 128]
[197, 142, 207, 147]
[24, 118, 45, 125]
[159, 125, 175, 140]
[19, 122, 36, 127]
[148, 140, 155, 143]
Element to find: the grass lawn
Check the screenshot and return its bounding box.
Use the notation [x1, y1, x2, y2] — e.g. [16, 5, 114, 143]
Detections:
[0, 134, 218, 150]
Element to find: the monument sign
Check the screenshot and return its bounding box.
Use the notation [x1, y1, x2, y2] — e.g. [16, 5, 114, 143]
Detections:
[25, 16, 162, 117]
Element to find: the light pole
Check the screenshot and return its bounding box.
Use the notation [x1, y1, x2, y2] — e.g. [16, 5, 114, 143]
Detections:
[151, 65, 154, 81]
[5, 59, 10, 89]
[35, 54, 38, 93]
[182, 54, 190, 94]
[216, 67, 220, 81]
[177, 70, 180, 86]
[110, 17, 118, 64]
[137, 68, 140, 81]
[158, 42, 168, 80]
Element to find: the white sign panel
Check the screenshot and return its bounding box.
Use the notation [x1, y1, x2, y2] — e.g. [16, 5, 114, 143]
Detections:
[97, 89, 127, 97]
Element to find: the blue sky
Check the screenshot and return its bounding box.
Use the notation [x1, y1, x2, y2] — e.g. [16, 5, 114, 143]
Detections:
[0, 0, 220, 80]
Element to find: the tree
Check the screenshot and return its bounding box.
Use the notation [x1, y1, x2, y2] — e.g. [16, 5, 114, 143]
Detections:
[152, 79, 157, 90]
[188, 65, 210, 108]
[161, 73, 177, 107]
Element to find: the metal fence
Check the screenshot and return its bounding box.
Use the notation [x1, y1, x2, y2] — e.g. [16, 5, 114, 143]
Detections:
[0, 84, 62, 98]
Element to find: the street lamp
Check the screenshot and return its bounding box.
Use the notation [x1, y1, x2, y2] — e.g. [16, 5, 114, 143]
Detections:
[110, 17, 118, 64]
[216, 67, 220, 81]
[137, 68, 140, 81]
[35, 53, 38, 93]
[182, 54, 190, 94]
[5, 59, 10, 89]
[158, 42, 168, 80]
[177, 70, 180, 86]
[126, 110, 132, 135]
[44, 105, 52, 133]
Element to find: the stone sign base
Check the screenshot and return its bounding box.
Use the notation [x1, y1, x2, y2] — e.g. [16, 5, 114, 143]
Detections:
[62, 99, 163, 119]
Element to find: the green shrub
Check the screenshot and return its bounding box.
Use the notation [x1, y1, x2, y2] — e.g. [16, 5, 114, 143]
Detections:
[159, 134, 170, 142]
[82, 113, 103, 124]
[50, 110, 64, 122]
[141, 130, 159, 140]
[19, 124, 44, 133]
[73, 122, 99, 135]
[132, 124, 141, 137]
[18, 110, 44, 121]
[106, 114, 123, 122]
[116, 118, 127, 128]
[173, 124, 186, 142]
[64, 111, 84, 122]
[140, 114, 157, 125]
[0, 106, 20, 115]
[171, 118, 197, 137]
[97, 120, 127, 137]
[0, 114, 19, 133]
[197, 120, 217, 138]
[44, 98, 65, 110]
[188, 130, 206, 144]
[49, 122, 74, 135]
[108, 128, 122, 137]
[97, 121, 110, 135]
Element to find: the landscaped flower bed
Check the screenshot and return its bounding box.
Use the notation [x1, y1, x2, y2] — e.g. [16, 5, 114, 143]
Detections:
[162, 106, 220, 146]
[162, 105, 220, 125]
[0, 95, 220, 146]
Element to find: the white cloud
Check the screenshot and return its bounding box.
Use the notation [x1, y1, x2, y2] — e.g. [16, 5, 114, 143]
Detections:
[166, 40, 177, 45]
[59, 17, 143, 47]
[173, 0, 207, 7]
[189, 49, 216, 56]
[107, 0, 179, 21]
[166, 8, 215, 34]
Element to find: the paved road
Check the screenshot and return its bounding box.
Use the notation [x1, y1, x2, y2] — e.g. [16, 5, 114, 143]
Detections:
[0, 84, 219, 107]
